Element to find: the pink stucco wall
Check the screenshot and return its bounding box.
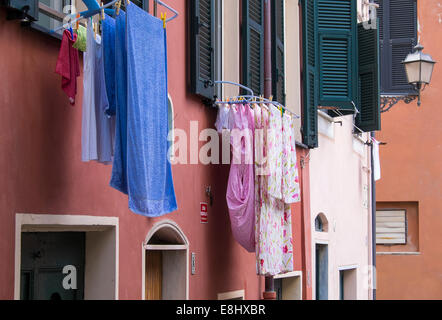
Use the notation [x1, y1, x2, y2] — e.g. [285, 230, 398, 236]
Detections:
[0, 0, 309, 300]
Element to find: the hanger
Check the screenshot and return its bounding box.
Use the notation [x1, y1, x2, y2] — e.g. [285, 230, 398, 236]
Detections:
[51, 0, 120, 34]
[212, 80, 300, 119]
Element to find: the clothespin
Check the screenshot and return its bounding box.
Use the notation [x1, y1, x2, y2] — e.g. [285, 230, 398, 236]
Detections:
[116, 1, 121, 15]
[161, 12, 167, 29]
[75, 13, 80, 30]
[101, 2, 105, 20]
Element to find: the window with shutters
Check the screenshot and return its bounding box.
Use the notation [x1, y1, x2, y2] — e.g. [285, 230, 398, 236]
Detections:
[243, 0, 284, 102]
[376, 210, 407, 245]
[189, 0, 222, 100]
[301, 0, 381, 148]
[374, 0, 417, 95]
[272, 0, 285, 105]
[242, 0, 264, 96]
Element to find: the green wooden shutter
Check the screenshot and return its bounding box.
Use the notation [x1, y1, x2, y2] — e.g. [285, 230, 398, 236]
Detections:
[189, 0, 215, 99]
[375, 0, 417, 94]
[356, 22, 381, 132]
[301, 0, 318, 148]
[242, 0, 264, 96]
[373, 0, 385, 92]
[272, 0, 285, 105]
[317, 0, 357, 111]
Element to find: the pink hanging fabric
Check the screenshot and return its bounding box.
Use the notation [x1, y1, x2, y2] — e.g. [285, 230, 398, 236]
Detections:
[226, 104, 255, 252]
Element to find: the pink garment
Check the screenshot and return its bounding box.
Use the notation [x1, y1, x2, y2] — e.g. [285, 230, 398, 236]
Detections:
[226, 104, 255, 252]
[255, 104, 296, 276]
[55, 29, 80, 105]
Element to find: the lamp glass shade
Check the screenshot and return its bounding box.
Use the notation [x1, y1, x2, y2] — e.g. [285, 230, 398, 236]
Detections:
[421, 61, 435, 84]
[404, 60, 421, 84]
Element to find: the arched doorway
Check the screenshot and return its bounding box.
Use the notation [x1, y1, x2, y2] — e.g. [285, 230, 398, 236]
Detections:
[142, 221, 189, 300]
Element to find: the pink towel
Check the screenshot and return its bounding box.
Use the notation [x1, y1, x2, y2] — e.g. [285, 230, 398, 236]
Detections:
[226, 104, 255, 252]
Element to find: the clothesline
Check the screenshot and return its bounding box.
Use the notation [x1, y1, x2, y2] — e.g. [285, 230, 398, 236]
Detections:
[214, 98, 301, 120]
[212, 80, 301, 119]
[51, 0, 179, 34]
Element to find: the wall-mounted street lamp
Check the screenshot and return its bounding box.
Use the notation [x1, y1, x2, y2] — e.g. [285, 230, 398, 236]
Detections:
[402, 44, 436, 106]
[381, 44, 436, 112]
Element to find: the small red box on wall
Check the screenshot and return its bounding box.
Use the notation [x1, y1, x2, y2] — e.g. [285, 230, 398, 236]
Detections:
[200, 202, 208, 223]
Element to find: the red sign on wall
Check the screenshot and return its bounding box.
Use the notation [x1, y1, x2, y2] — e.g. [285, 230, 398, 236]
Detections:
[200, 202, 208, 224]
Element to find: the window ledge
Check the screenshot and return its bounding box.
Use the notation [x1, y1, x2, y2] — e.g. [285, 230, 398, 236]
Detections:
[353, 134, 367, 145]
[30, 23, 63, 40]
[376, 252, 421, 256]
[318, 110, 334, 123]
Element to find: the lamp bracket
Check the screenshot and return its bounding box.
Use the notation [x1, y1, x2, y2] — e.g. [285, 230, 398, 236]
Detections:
[380, 94, 418, 113]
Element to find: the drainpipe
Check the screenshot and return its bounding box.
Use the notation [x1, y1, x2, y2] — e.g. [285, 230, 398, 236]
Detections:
[370, 132, 377, 300]
[264, 0, 272, 97]
[262, 0, 276, 300]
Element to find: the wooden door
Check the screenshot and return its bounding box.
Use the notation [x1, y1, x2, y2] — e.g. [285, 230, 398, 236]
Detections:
[145, 250, 162, 300]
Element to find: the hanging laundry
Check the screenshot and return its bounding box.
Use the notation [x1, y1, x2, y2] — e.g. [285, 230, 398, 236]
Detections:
[55, 29, 80, 105]
[253, 103, 264, 262]
[73, 25, 87, 52]
[255, 104, 295, 276]
[373, 138, 381, 181]
[102, 14, 116, 116]
[81, 22, 97, 161]
[267, 104, 283, 199]
[81, 21, 114, 164]
[226, 104, 255, 252]
[255, 105, 283, 275]
[279, 113, 301, 273]
[125, 4, 177, 216]
[215, 103, 231, 133]
[282, 113, 301, 204]
[110, 10, 128, 194]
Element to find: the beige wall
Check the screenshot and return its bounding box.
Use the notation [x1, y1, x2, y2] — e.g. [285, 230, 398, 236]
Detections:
[285, 0, 302, 142]
[222, 0, 240, 98]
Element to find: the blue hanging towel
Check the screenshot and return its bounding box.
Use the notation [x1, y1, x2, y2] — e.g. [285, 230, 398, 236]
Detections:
[102, 14, 116, 116]
[110, 11, 128, 194]
[126, 4, 177, 217]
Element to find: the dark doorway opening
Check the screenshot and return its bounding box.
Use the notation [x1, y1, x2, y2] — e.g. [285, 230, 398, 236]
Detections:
[20, 232, 85, 300]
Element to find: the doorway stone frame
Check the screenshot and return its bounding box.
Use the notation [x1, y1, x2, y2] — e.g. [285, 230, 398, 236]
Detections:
[14, 213, 119, 300]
